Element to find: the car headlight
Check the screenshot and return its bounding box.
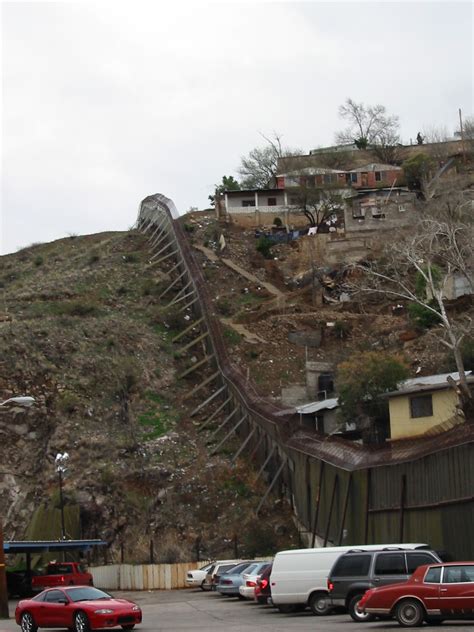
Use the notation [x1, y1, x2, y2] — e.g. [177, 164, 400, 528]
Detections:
[132, 605, 141, 611]
[94, 609, 114, 614]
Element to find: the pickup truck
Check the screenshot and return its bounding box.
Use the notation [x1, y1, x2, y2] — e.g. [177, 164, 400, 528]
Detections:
[31, 562, 93, 591]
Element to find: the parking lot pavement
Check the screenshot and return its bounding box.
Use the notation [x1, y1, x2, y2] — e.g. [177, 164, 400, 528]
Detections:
[2, 590, 473, 632]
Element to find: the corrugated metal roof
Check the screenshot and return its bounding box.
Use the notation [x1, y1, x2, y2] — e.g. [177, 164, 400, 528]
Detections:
[386, 371, 473, 397]
[296, 398, 339, 414]
[349, 163, 402, 172]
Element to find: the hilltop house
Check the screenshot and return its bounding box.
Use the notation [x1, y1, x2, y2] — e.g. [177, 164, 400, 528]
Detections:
[386, 372, 474, 440]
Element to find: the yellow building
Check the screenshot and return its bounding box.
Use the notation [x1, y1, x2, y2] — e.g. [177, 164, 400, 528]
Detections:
[387, 372, 473, 440]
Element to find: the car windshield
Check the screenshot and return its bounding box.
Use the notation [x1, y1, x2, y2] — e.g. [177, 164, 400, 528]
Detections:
[67, 587, 112, 602]
[226, 563, 253, 575]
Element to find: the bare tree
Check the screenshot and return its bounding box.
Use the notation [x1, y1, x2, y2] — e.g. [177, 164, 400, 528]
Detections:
[287, 185, 345, 230]
[237, 132, 302, 189]
[336, 98, 400, 153]
[352, 195, 473, 413]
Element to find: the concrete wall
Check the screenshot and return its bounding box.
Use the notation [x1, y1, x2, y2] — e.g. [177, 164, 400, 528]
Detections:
[389, 389, 460, 440]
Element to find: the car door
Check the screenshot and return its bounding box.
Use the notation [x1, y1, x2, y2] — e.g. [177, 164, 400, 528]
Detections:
[437, 565, 474, 614]
[42, 589, 70, 626]
[372, 553, 407, 587]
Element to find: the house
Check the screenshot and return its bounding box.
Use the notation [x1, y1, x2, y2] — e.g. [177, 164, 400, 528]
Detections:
[345, 187, 417, 232]
[386, 371, 474, 440]
[216, 188, 299, 227]
[296, 398, 339, 434]
[347, 163, 403, 189]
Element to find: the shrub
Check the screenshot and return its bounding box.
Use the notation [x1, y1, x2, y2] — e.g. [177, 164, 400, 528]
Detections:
[273, 217, 283, 227]
[57, 391, 80, 414]
[88, 254, 100, 264]
[334, 320, 351, 339]
[59, 301, 101, 317]
[34, 255, 44, 267]
[184, 223, 195, 233]
[122, 252, 139, 263]
[256, 236, 274, 259]
[408, 301, 441, 329]
[216, 297, 235, 316]
[223, 327, 241, 346]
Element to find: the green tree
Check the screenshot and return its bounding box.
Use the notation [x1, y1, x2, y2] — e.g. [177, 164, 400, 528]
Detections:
[208, 175, 240, 206]
[337, 351, 409, 428]
[402, 153, 435, 194]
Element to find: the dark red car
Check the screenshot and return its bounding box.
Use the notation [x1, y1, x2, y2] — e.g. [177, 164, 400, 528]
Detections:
[254, 564, 272, 605]
[15, 585, 142, 632]
[359, 562, 474, 627]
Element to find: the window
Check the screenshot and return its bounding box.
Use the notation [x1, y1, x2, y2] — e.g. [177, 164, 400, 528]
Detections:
[47, 564, 72, 575]
[242, 199, 255, 207]
[424, 567, 442, 583]
[324, 174, 334, 185]
[375, 171, 382, 181]
[444, 566, 474, 583]
[352, 206, 366, 219]
[45, 590, 66, 603]
[398, 204, 407, 212]
[332, 555, 371, 577]
[305, 176, 315, 187]
[410, 394, 433, 418]
[351, 173, 358, 183]
[407, 553, 438, 574]
[371, 207, 385, 218]
[267, 197, 277, 206]
[374, 553, 407, 575]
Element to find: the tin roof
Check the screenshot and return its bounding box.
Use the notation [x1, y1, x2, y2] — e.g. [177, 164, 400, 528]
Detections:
[385, 372, 474, 397]
[4, 539, 107, 553]
[296, 398, 339, 414]
[349, 163, 402, 173]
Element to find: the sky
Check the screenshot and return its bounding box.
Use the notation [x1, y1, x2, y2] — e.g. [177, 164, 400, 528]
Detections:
[1, 1, 473, 254]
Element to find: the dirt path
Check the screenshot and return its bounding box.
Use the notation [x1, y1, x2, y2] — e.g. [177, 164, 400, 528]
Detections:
[220, 318, 266, 344]
[193, 244, 285, 299]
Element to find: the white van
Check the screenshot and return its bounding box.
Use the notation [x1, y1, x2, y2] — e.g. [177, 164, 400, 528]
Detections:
[270, 543, 429, 615]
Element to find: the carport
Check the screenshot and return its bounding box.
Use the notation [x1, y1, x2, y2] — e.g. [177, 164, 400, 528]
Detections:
[1, 539, 107, 618]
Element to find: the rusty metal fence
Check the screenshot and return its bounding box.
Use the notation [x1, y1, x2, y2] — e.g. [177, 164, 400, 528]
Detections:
[136, 194, 474, 560]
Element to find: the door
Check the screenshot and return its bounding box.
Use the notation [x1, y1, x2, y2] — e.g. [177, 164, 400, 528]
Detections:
[437, 565, 474, 614]
[361, 172, 368, 187]
[372, 553, 407, 588]
[42, 589, 70, 627]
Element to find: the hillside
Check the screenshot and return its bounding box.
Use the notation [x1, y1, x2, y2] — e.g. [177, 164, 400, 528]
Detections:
[0, 231, 299, 563]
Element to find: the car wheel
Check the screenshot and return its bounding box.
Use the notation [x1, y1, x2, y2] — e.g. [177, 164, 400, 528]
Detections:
[74, 611, 91, 632]
[308, 590, 332, 616]
[396, 599, 425, 627]
[348, 593, 375, 623]
[20, 612, 38, 632]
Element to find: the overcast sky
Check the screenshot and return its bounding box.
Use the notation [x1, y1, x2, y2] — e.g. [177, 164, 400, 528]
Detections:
[1, 1, 472, 254]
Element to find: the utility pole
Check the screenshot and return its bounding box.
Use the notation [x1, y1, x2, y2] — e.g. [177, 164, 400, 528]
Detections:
[0, 521, 8, 619]
[459, 108, 467, 164]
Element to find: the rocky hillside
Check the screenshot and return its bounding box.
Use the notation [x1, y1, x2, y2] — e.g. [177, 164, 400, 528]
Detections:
[0, 231, 298, 564]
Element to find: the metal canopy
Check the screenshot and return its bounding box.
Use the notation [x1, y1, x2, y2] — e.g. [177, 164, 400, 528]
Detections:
[4, 539, 107, 554]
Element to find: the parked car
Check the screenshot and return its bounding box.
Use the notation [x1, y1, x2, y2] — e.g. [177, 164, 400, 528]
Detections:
[202, 561, 243, 591]
[31, 562, 93, 592]
[7, 570, 39, 598]
[185, 562, 214, 590]
[15, 585, 142, 632]
[239, 563, 272, 600]
[359, 562, 474, 627]
[270, 543, 429, 615]
[254, 564, 273, 605]
[327, 547, 442, 622]
[216, 562, 264, 597]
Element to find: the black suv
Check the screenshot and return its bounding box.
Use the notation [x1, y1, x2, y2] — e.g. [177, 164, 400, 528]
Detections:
[327, 547, 442, 622]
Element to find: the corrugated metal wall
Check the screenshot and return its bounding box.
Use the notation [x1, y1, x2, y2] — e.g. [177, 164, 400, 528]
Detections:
[90, 562, 203, 590]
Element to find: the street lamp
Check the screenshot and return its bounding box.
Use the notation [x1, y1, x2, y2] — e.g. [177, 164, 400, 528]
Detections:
[0, 395, 35, 619]
[55, 453, 69, 540]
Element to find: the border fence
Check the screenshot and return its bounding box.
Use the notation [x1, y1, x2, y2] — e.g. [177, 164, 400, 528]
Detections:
[137, 194, 474, 561]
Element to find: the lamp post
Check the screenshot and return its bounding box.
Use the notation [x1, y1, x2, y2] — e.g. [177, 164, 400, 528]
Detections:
[0, 395, 35, 619]
[55, 453, 69, 540]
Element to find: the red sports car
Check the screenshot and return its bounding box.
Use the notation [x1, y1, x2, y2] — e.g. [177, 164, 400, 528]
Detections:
[15, 585, 142, 632]
[359, 562, 474, 627]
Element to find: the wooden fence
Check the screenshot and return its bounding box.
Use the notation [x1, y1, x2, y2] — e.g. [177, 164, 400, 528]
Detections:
[90, 561, 206, 590]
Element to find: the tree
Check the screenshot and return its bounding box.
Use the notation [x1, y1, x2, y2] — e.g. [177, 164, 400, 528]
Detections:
[335, 98, 400, 154]
[287, 185, 345, 231]
[352, 194, 473, 415]
[402, 152, 436, 195]
[237, 133, 301, 189]
[337, 351, 410, 437]
[208, 175, 240, 206]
